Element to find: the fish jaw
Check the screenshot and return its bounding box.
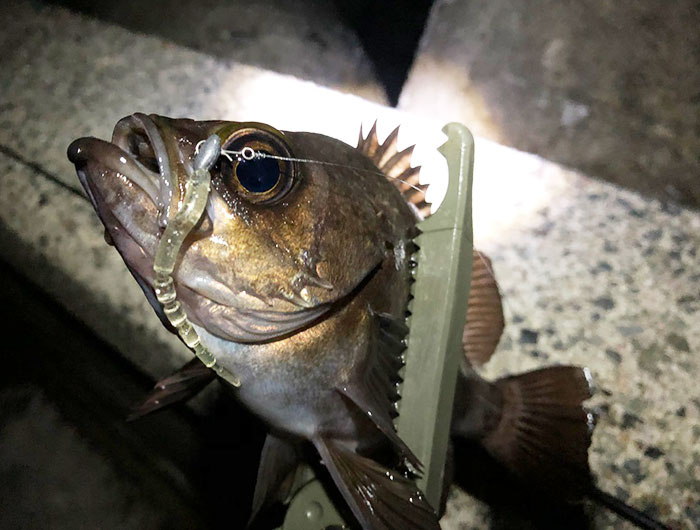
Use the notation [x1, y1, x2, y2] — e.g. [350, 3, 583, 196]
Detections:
[69, 135, 160, 252]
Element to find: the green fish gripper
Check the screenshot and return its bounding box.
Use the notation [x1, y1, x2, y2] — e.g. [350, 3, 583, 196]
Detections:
[280, 122, 476, 528]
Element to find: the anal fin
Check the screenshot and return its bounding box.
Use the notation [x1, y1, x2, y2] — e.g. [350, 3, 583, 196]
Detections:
[314, 437, 440, 530]
[128, 358, 215, 420]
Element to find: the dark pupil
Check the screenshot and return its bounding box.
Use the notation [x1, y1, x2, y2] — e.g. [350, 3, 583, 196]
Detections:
[236, 154, 280, 193]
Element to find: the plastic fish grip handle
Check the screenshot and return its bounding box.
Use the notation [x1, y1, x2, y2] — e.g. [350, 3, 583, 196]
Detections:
[279, 123, 475, 529]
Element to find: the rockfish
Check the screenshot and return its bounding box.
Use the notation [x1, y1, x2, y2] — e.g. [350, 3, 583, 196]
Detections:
[67, 114, 659, 530]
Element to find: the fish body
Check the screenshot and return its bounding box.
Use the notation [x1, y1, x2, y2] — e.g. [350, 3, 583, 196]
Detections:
[68, 114, 642, 530]
[69, 114, 437, 529]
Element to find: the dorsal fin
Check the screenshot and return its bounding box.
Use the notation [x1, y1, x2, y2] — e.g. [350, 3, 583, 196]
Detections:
[463, 249, 505, 365]
[357, 121, 431, 218]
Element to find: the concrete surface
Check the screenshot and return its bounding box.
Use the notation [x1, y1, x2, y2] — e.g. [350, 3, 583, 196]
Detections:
[0, 1, 698, 528]
[48, 0, 388, 104]
[445, 139, 700, 529]
[400, 0, 700, 209]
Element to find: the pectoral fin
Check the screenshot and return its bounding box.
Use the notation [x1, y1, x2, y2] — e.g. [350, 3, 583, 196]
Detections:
[314, 437, 440, 530]
[337, 311, 422, 469]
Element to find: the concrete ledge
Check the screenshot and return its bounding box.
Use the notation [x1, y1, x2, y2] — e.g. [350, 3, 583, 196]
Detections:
[400, 0, 700, 208]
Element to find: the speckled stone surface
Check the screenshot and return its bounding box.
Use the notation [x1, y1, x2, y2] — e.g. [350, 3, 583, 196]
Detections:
[399, 0, 700, 208]
[1, 1, 698, 529]
[459, 138, 699, 529]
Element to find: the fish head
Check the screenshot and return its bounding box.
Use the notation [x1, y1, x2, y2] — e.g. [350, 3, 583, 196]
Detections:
[68, 113, 414, 342]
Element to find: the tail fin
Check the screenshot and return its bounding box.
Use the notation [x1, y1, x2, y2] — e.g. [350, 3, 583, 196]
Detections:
[453, 366, 671, 529]
[479, 366, 595, 499]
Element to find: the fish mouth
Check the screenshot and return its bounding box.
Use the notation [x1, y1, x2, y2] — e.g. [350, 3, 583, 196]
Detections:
[69, 113, 172, 225]
[68, 114, 347, 342]
[112, 113, 173, 222]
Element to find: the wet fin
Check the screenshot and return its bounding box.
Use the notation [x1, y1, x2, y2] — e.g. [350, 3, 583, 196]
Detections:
[357, 120, 380, 159]
[479, 365, 594, 498]
[249, 434, 299, 526]
[357, 121, 430, 217]
[463, 249, 504, 365]
[128, 358, 215, 420]
[337, 311, 422, 470]
[314, 437, 440, 530]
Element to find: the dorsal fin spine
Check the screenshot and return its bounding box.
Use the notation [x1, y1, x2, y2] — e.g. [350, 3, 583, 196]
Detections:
[356, 122, 431, 217]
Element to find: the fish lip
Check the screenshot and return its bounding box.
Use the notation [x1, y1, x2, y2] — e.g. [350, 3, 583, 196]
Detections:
[112, 113, 173, 219]
[67, 113, 181, 259]
[68, 136, 161, 263]
[68, 135, 161, 208]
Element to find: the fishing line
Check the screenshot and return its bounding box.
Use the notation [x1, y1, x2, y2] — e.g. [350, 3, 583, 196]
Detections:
[195, 140, 428, 196]
[254, 147, 506, 311]
[194, 140, 507, 297]
[242, 147, 506, 295]
[194, 139, 508, 304]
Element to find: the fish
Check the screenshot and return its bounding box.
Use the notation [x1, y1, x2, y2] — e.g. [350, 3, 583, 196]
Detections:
[67, 114, 666, 530]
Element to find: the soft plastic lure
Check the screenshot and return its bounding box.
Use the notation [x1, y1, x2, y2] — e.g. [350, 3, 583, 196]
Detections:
[152, 134, 241, 387]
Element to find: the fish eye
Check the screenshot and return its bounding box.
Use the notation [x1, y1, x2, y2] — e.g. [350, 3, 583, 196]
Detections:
[235, 155, 280, 193]
[216, 126, 295, 205]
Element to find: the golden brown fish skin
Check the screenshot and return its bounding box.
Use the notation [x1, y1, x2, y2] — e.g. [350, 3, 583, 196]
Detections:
[189, 129, 411, 312]
[196, 244, 412, 444]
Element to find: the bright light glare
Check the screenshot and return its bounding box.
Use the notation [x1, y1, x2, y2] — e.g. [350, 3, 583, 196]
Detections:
[472, 139, 562, 245]
[203, 68, 559, 246]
